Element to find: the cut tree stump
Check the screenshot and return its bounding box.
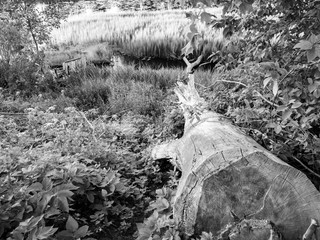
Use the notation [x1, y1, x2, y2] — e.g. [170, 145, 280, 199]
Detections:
[152, 56, 320, 239]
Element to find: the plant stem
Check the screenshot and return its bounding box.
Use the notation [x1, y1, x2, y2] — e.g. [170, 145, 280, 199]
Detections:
[292, 156, 320, 179]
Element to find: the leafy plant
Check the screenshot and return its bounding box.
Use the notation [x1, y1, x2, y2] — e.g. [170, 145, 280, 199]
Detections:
[0, 105, 172, 240]
[137, 187, 179, 240]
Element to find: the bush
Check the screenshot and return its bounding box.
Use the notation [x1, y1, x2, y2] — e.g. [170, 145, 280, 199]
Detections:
[204, 61, 320, 187]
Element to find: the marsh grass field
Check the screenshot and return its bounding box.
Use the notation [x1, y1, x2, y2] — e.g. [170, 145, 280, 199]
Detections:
[48, 8, 224, 65]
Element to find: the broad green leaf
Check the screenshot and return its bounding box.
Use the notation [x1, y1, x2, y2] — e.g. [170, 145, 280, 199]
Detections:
[74, 225, 89, 238]
[36, 226, 58, 240]
[136, 212, 159, 240]
[277, 105, 287, 111]
[55, 230, 74, 240]
[86, 192, 95, 203]
[28, 227, 37, 240]
[66, 215, 78, 232]
[108, 184, 116, 194]
[200, 12, 213, 24]
[309, 33, 320, 44]
[239, 2, 253, 14]
[136, 225, 153, 240]
[300, 116, 310, 124]
[56, 190, 74, 198]
[101, 189, 108, 198]
[282, 109, 292, 121]
[263, 77, 272, 88]
[42, 177, 53, 191]
[115, 182, 126, 193]
[234, 0, 242, 7]
[275, 125, 282, 134]
[44, 207, 60, 218]
[270, 70, 279, 79]
[156, 188, 165, 197]
[277, 67, 288, 76]
[291, 101, 302, 108]
[12, 232, 24, 240]
[272, 80, 279, 96]
[266, 122, 276, 128]
[190, 23, 198, 34]
[182, 40, 194, 56]
[157, 198, 170, 212]
[58, 196, 69, 212]
[313, 89, 320, 98]
[308, 82, 320, 92]
[37, 194, 53, 214]
[259, 61, 277, 70]
[187, 31, 194, 40]
[27, 182, 43, 192]
[315, 69, 320, 79]
[306, 107, 315, 114]
[26, 215, 44, 232]
[307, 47, 317, 62]
[294, 40, 313, 50]
[223, 26, 232, 37]
[200, 231, 214, 240]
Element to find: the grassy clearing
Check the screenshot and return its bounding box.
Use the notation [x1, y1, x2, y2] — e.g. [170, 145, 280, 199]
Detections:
[50, 9, 223, 60]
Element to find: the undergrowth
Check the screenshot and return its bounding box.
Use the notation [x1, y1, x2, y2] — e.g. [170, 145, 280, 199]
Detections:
[0, 102, 184, 240]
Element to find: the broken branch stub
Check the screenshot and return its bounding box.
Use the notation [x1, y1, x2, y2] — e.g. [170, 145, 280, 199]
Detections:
[176, 55, 209, 131]
[152, 56, 320, 239]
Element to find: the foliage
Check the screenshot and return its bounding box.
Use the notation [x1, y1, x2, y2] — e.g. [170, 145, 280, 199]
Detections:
[0, 51, 45, 95]
[0, 21, 28, 64]
[0, 0, 72, 94]
[0, 0, 69, 52]
[0, 105, 173, 240]
[136, 187, 178, 240]
[180, 0, 320, 186]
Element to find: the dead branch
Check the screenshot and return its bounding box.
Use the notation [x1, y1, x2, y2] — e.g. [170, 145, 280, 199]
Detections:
[183, 55, 203, 74]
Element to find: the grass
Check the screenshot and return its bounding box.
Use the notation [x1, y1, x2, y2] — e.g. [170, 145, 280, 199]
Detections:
[61, 64, 216, 115]
[0, 63, 216, 118]
[50, 9, 224, 61]
[45, 43, 113, 66]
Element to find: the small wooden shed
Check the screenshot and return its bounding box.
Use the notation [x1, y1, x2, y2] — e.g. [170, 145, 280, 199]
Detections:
[62, 52, 87, 74]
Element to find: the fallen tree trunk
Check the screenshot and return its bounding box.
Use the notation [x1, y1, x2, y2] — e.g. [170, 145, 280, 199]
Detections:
[152, 56, 320, 239]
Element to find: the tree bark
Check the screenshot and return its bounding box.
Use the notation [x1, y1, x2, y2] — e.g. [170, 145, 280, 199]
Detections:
[27, 17, 39, 53]
[152, 58, 320, 239]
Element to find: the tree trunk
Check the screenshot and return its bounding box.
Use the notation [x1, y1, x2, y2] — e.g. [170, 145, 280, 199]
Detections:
[152, 58, 320, 239]
[27, 17, 39, 53]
